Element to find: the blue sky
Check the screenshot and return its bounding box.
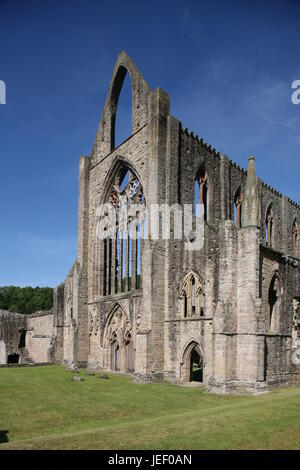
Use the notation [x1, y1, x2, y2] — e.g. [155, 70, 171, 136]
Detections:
[0, 0, 300, 287]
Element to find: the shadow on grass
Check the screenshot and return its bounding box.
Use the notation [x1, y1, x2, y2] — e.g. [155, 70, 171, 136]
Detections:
[0, 430, 9, 444]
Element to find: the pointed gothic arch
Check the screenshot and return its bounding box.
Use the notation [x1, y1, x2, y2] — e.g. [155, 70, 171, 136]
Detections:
[92, 51, 152, 160]
[179, 270, 205, 317]
[109, 66, 132, 150]
[102, 302, 135, 373]
[180, 339, 205, 383]
[94, 158, 146, 298]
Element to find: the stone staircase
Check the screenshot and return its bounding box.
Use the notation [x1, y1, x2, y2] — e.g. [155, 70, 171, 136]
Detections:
[19, 348, 34, 364]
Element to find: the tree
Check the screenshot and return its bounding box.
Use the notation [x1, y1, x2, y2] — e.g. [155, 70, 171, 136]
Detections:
[0, 286, 53, 314]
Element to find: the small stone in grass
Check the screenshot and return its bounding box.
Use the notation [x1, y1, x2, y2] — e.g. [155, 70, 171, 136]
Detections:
[99, 373, 110, 380]
[73, 376, 84, 382]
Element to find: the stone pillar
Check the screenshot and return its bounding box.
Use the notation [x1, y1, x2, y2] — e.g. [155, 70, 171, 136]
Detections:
[75, 156, 90, 366]
[237, 156, 266, 392]
[52, 284, 65, 363]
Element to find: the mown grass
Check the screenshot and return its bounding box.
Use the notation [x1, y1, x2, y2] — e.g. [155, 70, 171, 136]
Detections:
[0, 365, 300, 449]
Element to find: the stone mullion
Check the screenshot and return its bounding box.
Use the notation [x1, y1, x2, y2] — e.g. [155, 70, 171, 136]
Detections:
[131, 223, 137, 290]
[111, 237, 116, 295]
[102, 239, 107, 296]
[106, 239, 111, 297]
[199, 181, 204, 205]
[100, 240, 104, 296]
[236, 203, 241, 229]
[118, 232, 123, 293]
[140, 229, 144, 290]
[125, 230, 129, 291]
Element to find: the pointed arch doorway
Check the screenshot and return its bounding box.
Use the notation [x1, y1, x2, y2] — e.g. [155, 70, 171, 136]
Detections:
[181, 341, 204, 383]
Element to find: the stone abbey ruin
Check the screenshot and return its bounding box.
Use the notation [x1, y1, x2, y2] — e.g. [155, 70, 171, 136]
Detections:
[1, 51, 300, 394]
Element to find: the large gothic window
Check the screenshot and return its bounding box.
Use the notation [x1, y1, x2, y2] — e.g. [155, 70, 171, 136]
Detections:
[101, 166, 145, 296]
[292, 219, 299, 258]
[266, 204, 274, 247]
[180, 272, 205, 317]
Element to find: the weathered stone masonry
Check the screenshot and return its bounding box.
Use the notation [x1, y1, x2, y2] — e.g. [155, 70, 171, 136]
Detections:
[2, 51, 300, 393]
[0, 309, 54, 364]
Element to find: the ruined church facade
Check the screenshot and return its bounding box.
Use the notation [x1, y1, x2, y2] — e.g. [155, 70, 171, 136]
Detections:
[38, 51, 300, 393]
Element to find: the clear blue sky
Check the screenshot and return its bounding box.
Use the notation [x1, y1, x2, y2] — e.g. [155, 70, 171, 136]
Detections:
[1, 0, 300, 287]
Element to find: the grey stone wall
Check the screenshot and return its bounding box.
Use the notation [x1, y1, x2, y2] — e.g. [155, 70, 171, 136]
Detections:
[0, 309, 53, 365]
[38, 51, 300, 393]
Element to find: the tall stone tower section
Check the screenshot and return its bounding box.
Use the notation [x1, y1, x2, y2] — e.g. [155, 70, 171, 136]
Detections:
[237, 156, 265, 392]
[76, 155, 90, 365]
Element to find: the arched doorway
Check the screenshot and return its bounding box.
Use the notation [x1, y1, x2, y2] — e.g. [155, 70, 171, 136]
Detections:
[181, 341, 204, 383]
[190, 348, 203, 382]
[7, 353, 20, 364]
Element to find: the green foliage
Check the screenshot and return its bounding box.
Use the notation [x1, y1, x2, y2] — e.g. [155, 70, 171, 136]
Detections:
[0, 286, 53, 314]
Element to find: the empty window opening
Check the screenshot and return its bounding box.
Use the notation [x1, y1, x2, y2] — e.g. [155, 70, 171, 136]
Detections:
[234, 187, 243, 228]
[266, 205, 274, 247]
[293, 220, 299, 257]
[114, 72, 132, 149]
[191, 276, 196, 315]
[194, 180, 200, 217]
[18, 330, 26, 349]
[269, 273, 280, 332]
[196, 163, 208, 221]
[120, 170, 130, 193]
[183, 291, 188, 318]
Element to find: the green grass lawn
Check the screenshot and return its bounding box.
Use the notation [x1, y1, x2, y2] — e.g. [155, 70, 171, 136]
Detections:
[1, 365, 300, 450]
